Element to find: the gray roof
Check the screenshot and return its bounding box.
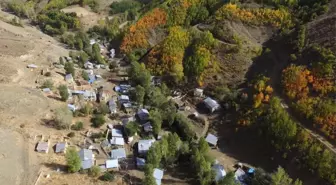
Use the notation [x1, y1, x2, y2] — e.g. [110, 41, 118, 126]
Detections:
[153, 168, 164, 179]
[137, 109, 149, 121]
[204, 97, 220, 109]
[36, 141, 49, 152]
[212, 164, 226, 181]
[235, 168, 246, 182]
[81, 159, 93, 169]
[55, 142, 66, 153]
[111, 129, 123, 137]
[79, 149, 93, 161]
[111, 148, 126, 159]
[138, 140, 155, 154]
[205, 134, 218, 146]
[65, 74, 73, 80]
[43, 88, 51, 93]
[136, 157, 146, 167]
[143, 122, 153, 132]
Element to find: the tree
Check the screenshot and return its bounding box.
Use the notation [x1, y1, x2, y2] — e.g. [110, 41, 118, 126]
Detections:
[66, 148, 81, 173]
[199, 137, 210, 154]
[101, 171, 115, 181]
[92, 43, 105, 64]
[71, 121, 84, 130]
[89, 166, 101, 177]
[218, 171, 240, 185]
[91, 114, 105, 128]
[147, 142, 162, 167]
[42, 79, 54, 89]
[125, 121, 140, 137]
[82, 70, 89, 80]
[96, 103, 109, 115]
[134, 85, 145, 104]
[64, 62, 75, 77]
[165, 133, 182, 163]
[55, 106, 73, 129]
[58, 85, 69, 101]
[129, 62, 151, 88]
[248, 168, 272, 185]
[146, 87, 167, 108]
[271, 167, 302, 185]
[143, 164, 156, 185]
[149, 109, 162, 136]
[174, 113, 195, 141]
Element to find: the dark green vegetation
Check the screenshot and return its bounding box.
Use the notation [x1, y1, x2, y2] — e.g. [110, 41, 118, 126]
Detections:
[66, 148, 81, 173]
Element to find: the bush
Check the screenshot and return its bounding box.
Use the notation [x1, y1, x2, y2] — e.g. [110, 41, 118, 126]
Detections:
[42, 79, 53, 89]
[67, 132, 75, 137]
[82, 70, 89, 80]
[109, 0, 141, 15]
[125, 121, 140, 137]
[65, 62, 75, 77]
[91, 114, 105, 128]
[45, 72, 52, 77]
[101, 172, 115, 181]
[89, 166, 101, 177]
[58, 85, 69, 101]
[80, 103, 93, 116]
[55, 107, 73, 129]
[66, 148, 81, 173]
[96, 103, 109, 115]
[71, 121, 84, 131]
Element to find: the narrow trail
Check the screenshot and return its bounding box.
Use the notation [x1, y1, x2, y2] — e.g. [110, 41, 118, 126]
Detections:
[267, 42, 336, 155]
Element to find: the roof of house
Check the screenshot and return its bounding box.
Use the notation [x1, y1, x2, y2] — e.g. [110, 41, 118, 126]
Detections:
[83, 91, 96, 98]
[36, 141, 49, 151]
[136, 157, 146, 167]
[204, 97, 220, 109]
[212, 164, 226, 182]
[79, 149, 93, 161]
[111, 129, 123, 137]
[119, 95, 130, 100]
[235, 168, 246, 182]
[195, 88, 204, 93]
[138, 139, 155, 153]
[111, 148, 126, 159]
[205, 133, 218, 146]
[81, 159, 93, 169]
[55, 142, 67, 153]
[123, 103, 132, 108]
[137, 109, 149, 121]
[106, 159, 119, 169]
[143, 122, 153, 132]
[110, 137, 125, 146]
[153, 168, 164, 180]
[27, 64, 38, 68]
[43, 88, 51, 93]
[67, 104, 76, 112]
[65, 74, 73, 81]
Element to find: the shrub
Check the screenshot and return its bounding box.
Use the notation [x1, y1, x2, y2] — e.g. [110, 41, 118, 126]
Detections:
[67, 132, 75, 137]
[55, 107, 73, 129]
[64, 62, 75, 77]
[80, 103, 93, 116]
[71, 121, 84, 131]
[45, 72, 52, 77]
[42, 79, 53, 89]
[101, 172, 115, 181]
[125, 121, 140, 137]
[82, 70, 89, 80]
[89, 166, 101, 177]
[58, 85, 69, 101]
[96, 103, 109, 115]
[91, 114, 105, 128]
[109, 0, 141, 14]
[66, 148, 81, 173]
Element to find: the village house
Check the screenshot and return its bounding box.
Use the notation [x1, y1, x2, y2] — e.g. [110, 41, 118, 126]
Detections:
[110, 137, 125, 146]
[194, 88, 204, 97]
[84, 62, 93, 69]
[111, 148, 126, 159]
[118, 95, 130, 104]
[83, 90, 96, 101]
[65, 74, 74, 83]
[205, 133, 218, 147]
[36, 140, 50, 153]
[106, 159, 119, 169]
[136, 157, 146, 168]
[55, 142, 67, 154]
[138, 139, 155, 155]
[109, 100, 117, 114]
[122, 102, 132, 114]
[137, 109, 149, 122]
[67, 104, 77, 112]
[203, 97, 220, 113]
[235, 168, 247, 183]
[143, 122, 153, 133]
[153, 168, 164, 185]
[99, 90, 111, 102]
[212, 163, 226, 182]
[79, 149, 94, 170]
[111, 128, 123, 138]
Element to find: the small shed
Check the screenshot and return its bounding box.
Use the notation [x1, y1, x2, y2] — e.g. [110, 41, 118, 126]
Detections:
[205, 133, 218, 147]
[36, 141, 49, 153]
[137, 109, 149, 122]
[136, 157, 146, 168]
[65, 74, 74, 83]
[43, 88, 51, 94]
[194, 88, 204, 97]
[153, 168, 164, 185]
[55, 142, 67, 153]
[138, 139, 155, 155]
[118, 95, 130, 104]
[204, 97, 220, 113]
[106, 159, 119, 169]
[111, 129, 123, 138]
[111, 148, 127, 159]
[110, 137, 125, 146]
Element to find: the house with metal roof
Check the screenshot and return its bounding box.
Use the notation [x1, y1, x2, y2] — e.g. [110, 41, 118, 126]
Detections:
[65, 74, 74, 83]
[143, 122, 153, 132]
[153, 168, 164, 185]
[136, 157, 146, 168]
[205, 133, 218, 147]
[110, 137, 125, 146]
[118, 95, 130, 104]
[111, 148, 126, 159]
[212, 164, 226, 182]
[138, 139, 155, 155]
[203, 97, 220, 113]
[137, 109, 149, 122]
[111, 129, 123, 137]
[81, 159, 93, 170]
[84, 62, 93, 69]
[235, 168, 247, 183]
[83, 90, 96, 101]
[109, 100, 117, 114]
[36, 141, 49, 153]
[79, 149, 94, 169]
[55, 142, 67, 154]
[106, 159, 119, 169]
[194, 88, 204, 97]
